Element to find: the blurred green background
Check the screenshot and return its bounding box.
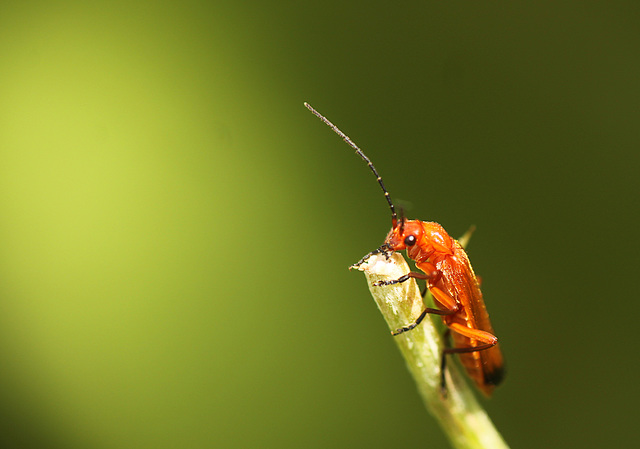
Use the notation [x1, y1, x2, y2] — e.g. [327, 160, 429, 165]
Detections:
[1, 1, 638, 448]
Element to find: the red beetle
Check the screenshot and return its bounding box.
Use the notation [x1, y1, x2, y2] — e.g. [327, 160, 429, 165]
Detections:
[306, 103, 504, 396]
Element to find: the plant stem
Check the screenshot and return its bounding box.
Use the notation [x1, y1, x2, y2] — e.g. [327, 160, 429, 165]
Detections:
[352, 253, 509, 449]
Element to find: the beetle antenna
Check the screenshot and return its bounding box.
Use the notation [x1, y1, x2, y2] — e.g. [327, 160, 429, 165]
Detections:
[304, 102, 398, 226]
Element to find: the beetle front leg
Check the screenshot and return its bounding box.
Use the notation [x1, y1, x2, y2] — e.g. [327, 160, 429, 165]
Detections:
[373, 271, 428, 286]
[350, 244, 393, 269]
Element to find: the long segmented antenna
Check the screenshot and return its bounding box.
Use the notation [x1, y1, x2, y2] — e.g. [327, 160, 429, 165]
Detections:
[304, 102, 398, 226]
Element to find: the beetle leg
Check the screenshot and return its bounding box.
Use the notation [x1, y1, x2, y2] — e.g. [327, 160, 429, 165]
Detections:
[428, 285, 458, 311]
[391, 303, 455, 336]
[439, 324, 498, 394]
[420, 264, 441, 297]
[388, 268, 459, 336]
[375, 260, 439, 287]
[391, 285, 458, 336]
[373, 271, 427, 286]
[350, 250, 381, 269]
[350, 244, 392, 269]
[445, 322, 498, 350]
[440, 329, 452, 395]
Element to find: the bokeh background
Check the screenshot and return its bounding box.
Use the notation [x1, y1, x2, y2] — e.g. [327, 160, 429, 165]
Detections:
[1, 1, 639, 448]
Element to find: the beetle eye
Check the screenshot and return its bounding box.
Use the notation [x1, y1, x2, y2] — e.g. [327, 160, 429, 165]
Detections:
[404, 235, 416, 246]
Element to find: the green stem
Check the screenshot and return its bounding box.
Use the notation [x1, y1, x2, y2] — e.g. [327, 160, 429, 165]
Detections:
[352, 253, 509, 449]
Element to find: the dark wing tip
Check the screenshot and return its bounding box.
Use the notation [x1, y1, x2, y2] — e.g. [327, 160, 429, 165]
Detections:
[484, 363, 506, 388]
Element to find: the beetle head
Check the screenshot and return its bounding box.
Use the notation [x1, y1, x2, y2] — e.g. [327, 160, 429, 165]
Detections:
[385, 218, 423, 252]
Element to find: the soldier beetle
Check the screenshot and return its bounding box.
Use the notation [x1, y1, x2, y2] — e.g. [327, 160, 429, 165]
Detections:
[305, 102, 504, 396]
